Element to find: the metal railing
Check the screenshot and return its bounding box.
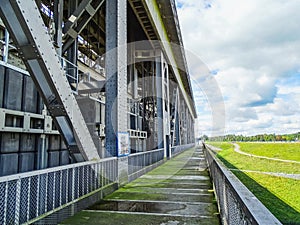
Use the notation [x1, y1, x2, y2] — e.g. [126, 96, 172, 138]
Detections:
[0, 144, 196, 224]
[0, 157, 118, 225]
[128, 148, 165, 181]
[171, 143, 195, 156]
[203, 145, 282, 225]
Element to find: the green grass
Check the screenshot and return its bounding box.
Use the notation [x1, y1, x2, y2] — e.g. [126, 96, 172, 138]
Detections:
[206, 142, 232, 150]
[208, 142, 300, 224]
[220, 146, 300, 174]
[238, 142, 300, 161]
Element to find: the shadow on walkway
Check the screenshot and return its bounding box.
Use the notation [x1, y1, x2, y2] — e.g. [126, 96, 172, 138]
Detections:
[61, 147, 221, 225]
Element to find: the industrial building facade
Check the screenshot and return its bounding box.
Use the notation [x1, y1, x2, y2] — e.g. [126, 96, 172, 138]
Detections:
[0, 1, 197, 223]
[0, 0, 196, 176]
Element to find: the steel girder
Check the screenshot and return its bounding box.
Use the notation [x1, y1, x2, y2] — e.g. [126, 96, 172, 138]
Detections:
[0, 0, 99, 161]
[62, 0, 105, 53]
[105, 0, 128, 157]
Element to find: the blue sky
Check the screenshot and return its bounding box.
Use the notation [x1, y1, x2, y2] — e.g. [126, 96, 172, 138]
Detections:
[176, 0, 300, 136]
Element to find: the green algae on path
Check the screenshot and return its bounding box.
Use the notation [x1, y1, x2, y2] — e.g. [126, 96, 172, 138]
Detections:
[60, 147, 220, 225]
[60, 210, 220, 225]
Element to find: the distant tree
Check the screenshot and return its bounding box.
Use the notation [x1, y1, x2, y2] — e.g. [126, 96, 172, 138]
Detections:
[202, 135, 209, 141]
[276, 135, 282, 141]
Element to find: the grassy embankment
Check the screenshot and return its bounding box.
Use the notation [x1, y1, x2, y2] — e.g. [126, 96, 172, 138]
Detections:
[207, 142, 300, 225]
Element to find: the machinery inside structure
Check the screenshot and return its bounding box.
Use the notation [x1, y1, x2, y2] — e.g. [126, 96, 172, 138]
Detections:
[0, 0, 197, 176]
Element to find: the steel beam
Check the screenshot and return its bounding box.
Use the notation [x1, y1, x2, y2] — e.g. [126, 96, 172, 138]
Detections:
[3, 29, 9, 62]
[53, 0, 63, 56]
[156, 52, 164, 151]
[62, 0, 105, 53]
[141, 0, 197, 119]
[105, 0, 128, 157]
[0, 0, 99, 161]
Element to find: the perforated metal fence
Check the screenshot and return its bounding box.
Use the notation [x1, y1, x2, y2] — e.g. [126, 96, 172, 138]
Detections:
[128, 148, 164, 181]
[0, 157, 118, 225]
[203, 145, 282, 225]
[171, 143, 195, 156]
[0, 144, 196, 224]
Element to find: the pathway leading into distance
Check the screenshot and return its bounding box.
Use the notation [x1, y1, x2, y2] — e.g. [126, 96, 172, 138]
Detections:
[61, 147, 221, 225]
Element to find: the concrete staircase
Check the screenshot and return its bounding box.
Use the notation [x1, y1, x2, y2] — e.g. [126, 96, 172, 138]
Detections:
[61, 147, 220, 225]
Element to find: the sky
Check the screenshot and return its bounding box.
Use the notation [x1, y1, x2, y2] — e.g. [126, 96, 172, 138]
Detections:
[175, 0, 300, 137]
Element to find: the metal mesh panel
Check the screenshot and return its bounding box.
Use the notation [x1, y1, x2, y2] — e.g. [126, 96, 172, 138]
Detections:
[0, 157, 122, 224]
[6, 180, 17, 224]
[0, 182, 6, 224]
[227, 187, 238, 225]
[38, 174, 47, 215]
[19, 178, 30, 224]
[61, 170, 68, 205]
[67, 169, 73, 202]
[54, 172, 61, 208]
[47, 172, 55, 211]
[29, 176, 38, 220]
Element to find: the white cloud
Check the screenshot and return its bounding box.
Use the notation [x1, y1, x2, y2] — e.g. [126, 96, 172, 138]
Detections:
[177, 0, 300, 136]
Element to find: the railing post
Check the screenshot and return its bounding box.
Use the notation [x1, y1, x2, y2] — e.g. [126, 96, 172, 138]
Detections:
[14, 178, 21, 224]
[26, 177, 31, 221]
[36, 175, 40, 217]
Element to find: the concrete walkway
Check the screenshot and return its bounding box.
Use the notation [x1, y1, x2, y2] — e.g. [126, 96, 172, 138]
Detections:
[61, 147, 220, 225]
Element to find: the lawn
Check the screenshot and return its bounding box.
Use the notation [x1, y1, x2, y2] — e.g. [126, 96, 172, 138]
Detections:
[208, 142, 300, 225]
[239, 142, 300, 161]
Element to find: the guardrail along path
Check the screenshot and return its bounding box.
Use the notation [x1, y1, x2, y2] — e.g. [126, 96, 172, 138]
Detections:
[61, 147, 220, 225]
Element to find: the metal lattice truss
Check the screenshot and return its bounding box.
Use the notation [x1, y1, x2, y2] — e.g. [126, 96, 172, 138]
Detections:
[0, 0, 99, 161]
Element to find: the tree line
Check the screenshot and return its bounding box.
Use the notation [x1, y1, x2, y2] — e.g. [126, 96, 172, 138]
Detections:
[201, 132, 300, 142]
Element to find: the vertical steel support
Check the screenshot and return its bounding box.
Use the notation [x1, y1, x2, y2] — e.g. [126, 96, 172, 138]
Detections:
[38, 134, 47, 169]
[3, 29, 9, 62]
[53, 0, 63, 56]
[67, 0, 78, 80]
[176, 93, 181, 145]
[155, 51, 164, 151]
[105, 0, 128, 186]
[163, 59, 170, 157]
[105, 0, 127, 157]
[133, 66, 138, 99]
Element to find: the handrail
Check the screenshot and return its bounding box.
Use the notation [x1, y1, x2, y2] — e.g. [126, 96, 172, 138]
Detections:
[0, 157, 117, 182]
[203, 144, 282, 225]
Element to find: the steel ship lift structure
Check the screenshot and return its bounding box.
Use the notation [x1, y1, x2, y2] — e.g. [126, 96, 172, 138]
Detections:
[0, 0, 198, 223]
[0, 0, 196, 174]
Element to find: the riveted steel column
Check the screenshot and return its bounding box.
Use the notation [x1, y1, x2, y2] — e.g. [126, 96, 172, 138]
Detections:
[53, 0, 63, 56]
[66, 0, 78, 80]
[156, 51, 164, 151]
[105, 0, 127, 157]
[3, 29, 9, 62]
